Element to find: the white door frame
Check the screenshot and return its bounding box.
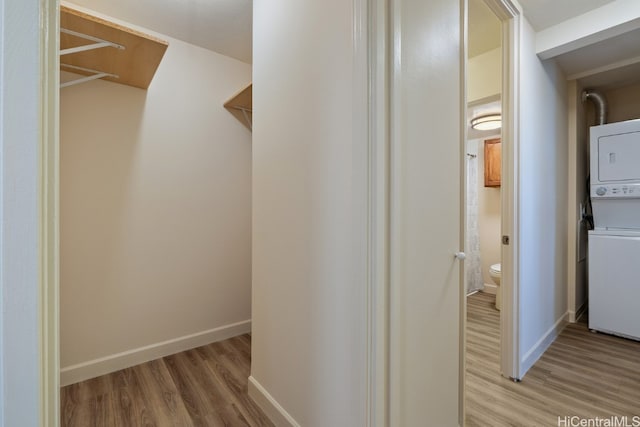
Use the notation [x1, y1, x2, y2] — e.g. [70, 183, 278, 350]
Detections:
[363, 0, 390, 425]
[483, 0, 523, 380]
[41, 0, 60, 425]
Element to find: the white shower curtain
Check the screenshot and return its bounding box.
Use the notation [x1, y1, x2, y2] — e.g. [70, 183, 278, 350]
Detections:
[466, 152, 484, 294]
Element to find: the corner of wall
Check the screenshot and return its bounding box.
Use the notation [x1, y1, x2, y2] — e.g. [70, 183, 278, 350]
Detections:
[247, 376, 300, 427]
[60, 320, 251, 386]
[520, 311, 569, 376]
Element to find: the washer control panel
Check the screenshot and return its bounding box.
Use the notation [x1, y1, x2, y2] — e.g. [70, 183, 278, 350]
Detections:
[592, 183, 640, 198]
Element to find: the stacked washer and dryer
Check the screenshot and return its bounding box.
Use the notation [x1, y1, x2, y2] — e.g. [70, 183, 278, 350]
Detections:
[589, 119, 640, 341]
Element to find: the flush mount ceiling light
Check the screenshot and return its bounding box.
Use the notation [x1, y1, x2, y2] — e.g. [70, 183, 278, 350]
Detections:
[470, 113, 502, 131]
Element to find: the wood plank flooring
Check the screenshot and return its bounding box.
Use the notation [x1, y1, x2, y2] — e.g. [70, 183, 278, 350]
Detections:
[60, 334, 274, 427]
[63, 295, 640, 426]
[466, 291, 640, 427]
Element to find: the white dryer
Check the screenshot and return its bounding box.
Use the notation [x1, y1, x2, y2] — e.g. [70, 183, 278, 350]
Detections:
[589, 119, 640, 340]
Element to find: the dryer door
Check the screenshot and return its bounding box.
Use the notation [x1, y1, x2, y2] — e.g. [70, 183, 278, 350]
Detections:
[597, 131, 640, 182]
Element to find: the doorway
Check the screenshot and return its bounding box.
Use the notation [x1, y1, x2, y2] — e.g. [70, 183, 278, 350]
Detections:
[464, 0, 508, 422]
[32, 1, 517, 421]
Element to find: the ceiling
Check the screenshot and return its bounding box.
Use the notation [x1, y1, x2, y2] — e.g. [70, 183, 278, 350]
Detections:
[65, 0, 253, 64]
[517, 0, 617, 31]
[64, 0, 620, 70]
[468, 0, 618, 58]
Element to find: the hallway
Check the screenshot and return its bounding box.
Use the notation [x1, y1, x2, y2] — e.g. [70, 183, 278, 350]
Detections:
[466, 292, 640, 426]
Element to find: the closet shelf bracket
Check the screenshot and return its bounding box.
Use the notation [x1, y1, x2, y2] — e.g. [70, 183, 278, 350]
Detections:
[60, 64, 118, 88]
[241, 109, 252, 131]
[226, 106, 253, 130]
[223, 83, 252, 131]
[60, 28, 125, 56]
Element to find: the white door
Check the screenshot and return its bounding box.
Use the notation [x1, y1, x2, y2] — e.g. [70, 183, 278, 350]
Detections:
[388, 0, 464, 425]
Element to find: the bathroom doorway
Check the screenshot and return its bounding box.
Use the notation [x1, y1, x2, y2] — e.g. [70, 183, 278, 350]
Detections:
[464, 0, 508, 420]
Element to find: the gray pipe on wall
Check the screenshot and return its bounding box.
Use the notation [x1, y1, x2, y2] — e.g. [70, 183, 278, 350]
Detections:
[582, 90, 608, 125]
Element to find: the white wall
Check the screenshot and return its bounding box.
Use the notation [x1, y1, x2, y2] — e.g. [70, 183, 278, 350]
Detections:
[0, 0, 42, 424]
[60, 11, 252, 384]
[601, 82, 640, 122]
[468, 48, 502, 104]
[518, 18, 569, 374]
[251, 0, 367, 425]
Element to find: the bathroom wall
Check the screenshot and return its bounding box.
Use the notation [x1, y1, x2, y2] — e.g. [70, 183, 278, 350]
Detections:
[470, 136, 502, 291]
[60, 7, 252, 385]
[468, 47, 502, 104]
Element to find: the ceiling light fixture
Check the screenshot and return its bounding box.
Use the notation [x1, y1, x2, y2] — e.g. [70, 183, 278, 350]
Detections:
[470, 113, 502, 131]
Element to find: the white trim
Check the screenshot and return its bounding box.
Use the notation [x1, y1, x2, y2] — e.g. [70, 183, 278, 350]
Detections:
[460, 1, 468, 423]
[60, 320, 251, 386]
[567, 80, 578, 325]
[483, 0, 523, 381]
[0, 1, 4, 422]
[247, 376, 300, 427]
[40, 0, 60, 425]
[535, 0, 640, 60]
[365, 0, 390, 425]
[567, 54, 640, 81]
[520, 312, 569, 375]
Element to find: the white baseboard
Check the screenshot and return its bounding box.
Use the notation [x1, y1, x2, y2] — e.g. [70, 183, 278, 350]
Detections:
[248, 376, 300, 427]
[482, 283, 497, 295]
[520, 312, 568, 377]
[60, 319, 251, 386]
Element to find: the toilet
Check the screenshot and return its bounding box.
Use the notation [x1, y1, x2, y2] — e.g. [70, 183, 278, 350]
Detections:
[489, 263, 501, 310]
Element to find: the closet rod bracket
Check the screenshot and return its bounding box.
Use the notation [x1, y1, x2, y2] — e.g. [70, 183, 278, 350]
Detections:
[60, 28, 125, 56]
[60, 63, 119, 88]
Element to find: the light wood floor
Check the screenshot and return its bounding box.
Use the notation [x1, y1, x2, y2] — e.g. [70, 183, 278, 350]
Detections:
[60, 334, 274, 427]
[466, 291, 640, 426]
[62, 295, 640, 426]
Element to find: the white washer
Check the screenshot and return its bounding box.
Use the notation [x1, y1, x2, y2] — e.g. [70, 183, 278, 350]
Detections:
[589, 120, 640, 341]
[589, 229, 640, 340]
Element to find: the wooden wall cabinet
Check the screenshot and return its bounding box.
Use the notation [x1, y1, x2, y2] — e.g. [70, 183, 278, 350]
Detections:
[484, 138, 501, 187]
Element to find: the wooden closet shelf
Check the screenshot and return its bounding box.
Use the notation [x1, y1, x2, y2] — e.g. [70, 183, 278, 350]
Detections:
[60, 5, 169, 89]
[224, 84, 252, 130]
[224, 84, 252, 112]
